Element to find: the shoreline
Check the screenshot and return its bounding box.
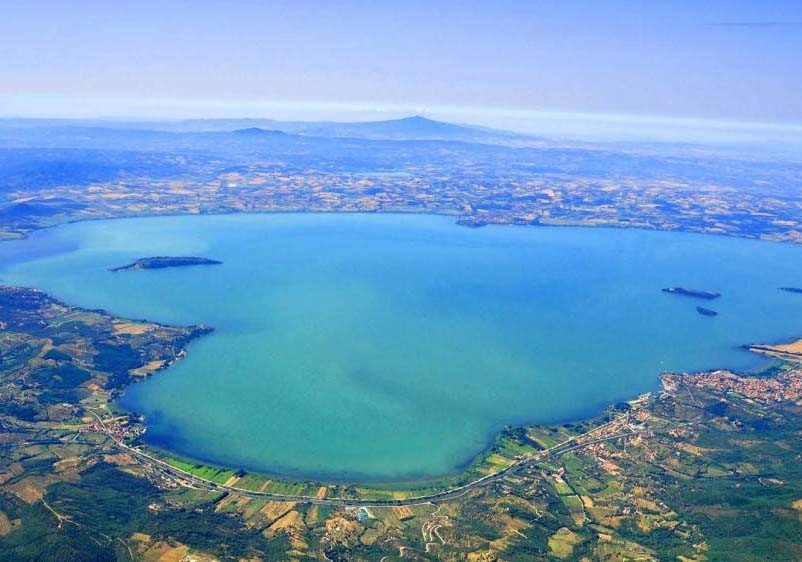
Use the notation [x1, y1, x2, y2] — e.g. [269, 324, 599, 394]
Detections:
[4, 205, 802, 249]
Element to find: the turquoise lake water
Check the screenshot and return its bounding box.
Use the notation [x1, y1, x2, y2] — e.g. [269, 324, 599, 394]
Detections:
[3, 213, 802, 481]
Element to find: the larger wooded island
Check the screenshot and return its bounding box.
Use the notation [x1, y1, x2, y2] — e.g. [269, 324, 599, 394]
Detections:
[110, 256, 222, 272]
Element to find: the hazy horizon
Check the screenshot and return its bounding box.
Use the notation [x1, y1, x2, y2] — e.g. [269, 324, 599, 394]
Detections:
[2, 104, 801, 148]
[2, 1, 802, 141]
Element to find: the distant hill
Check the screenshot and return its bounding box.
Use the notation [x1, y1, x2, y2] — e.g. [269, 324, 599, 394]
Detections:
[230, 127, 288, 137]
[225, 116, 535, 144]
[283, 115, 529, 143]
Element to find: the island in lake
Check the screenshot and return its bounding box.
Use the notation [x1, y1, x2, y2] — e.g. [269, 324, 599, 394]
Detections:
[110, 256, 222, 272]
[696, 306, 718, 317]
[662, 287, 721, 300]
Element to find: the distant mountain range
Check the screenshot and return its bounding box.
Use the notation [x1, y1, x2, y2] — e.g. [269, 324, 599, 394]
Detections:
[226, 115, 532, 144]
[0, 115, 789, 166]
[0, 116, 537, 145]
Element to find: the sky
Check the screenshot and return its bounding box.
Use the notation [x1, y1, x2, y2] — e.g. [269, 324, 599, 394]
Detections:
[1, 0, 801, 135]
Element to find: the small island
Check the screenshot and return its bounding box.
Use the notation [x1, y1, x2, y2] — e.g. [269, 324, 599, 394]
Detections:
[780, 287, 802, 294]
[662, 287, 721, 300]
[110, 256, 222, 272]
[696, 306, 718, 317]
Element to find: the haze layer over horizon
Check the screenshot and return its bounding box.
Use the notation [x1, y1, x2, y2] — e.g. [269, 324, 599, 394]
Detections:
[2, 0, 802, 142]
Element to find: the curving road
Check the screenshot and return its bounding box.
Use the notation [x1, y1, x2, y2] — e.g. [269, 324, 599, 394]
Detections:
[107, 414, 646, 507]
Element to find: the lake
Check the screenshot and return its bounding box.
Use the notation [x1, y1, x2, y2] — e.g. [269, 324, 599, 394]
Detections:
[2, 213, 802, 481]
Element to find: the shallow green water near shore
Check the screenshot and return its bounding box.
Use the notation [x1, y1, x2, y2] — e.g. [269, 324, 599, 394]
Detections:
[3, 214, 802, 481]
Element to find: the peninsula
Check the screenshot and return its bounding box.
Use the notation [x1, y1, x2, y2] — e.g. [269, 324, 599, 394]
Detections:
[109, 256, 222, 272]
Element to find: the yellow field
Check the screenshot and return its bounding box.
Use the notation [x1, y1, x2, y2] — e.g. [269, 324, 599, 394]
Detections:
[267, 510, 300, 533]
[149, 543, 189, 562]
[222, 475, 240, 487]
[154, 545, 188, 562]
[306, 505, 320, 524]
[548, 527, 582, 559]
[103, 453, 137, 466]
[392, 506, 414, 521]
[130, 359, 166, 376]
[259, 501, 295, 523]
[751, 338, 802, 362]
[7, 475, 56, 503]
[768, 339, 802, 354]
[0, 510, 13, 536]
[112, 321, 151, 335]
